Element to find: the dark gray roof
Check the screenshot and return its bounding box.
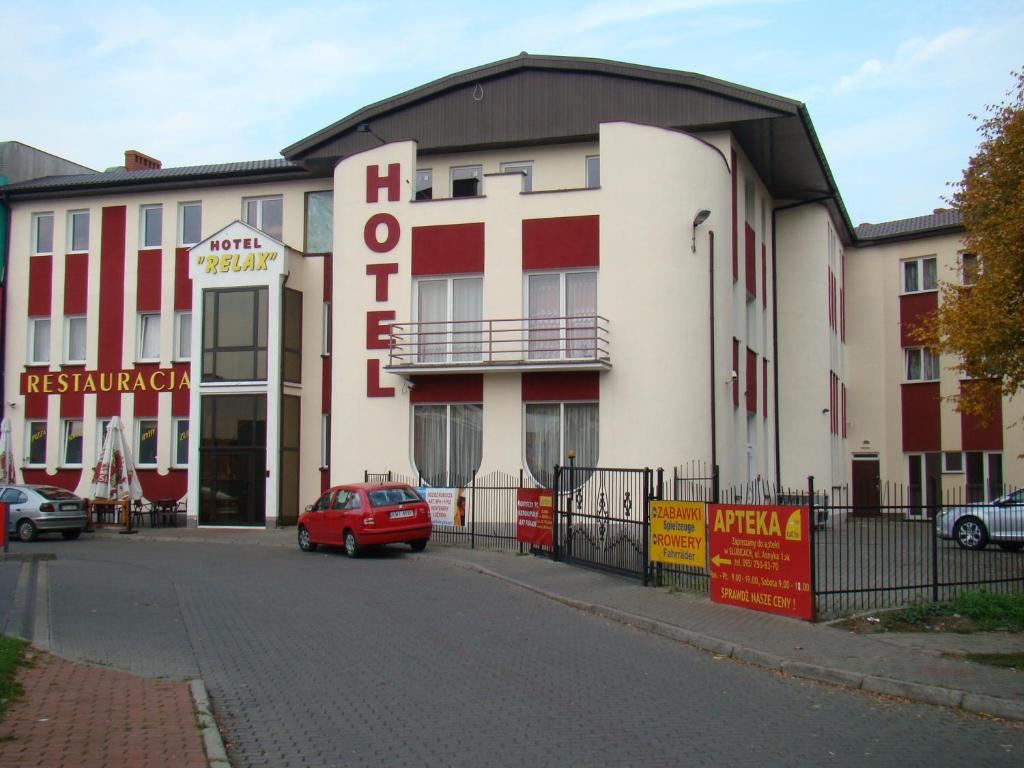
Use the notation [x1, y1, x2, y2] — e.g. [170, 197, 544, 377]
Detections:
[855, 210, 963, 242]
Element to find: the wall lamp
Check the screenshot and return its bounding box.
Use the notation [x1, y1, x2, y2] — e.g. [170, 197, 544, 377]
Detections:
[692, 209, 711, 253]
[357, 123, 385, 144]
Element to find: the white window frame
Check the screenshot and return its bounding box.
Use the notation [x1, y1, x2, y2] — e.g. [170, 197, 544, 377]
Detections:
[523, 269, 599, 360]
[943, 451, 964, 474]
[905, 347, 940, 382]
[411, 402, 483, 487]
[901, 255, 938, 294]
[64, 315, 87, 364]
[28, 317, 51, 364]
[242, 195, 283, 239]
[136, 418, 158, 467]
[31, 212, 54, 255]
[95, 418, 111, 462]
[450, 165, 482, 198]
[321, 302, 331, 356]
[585, 155, 600, 188]
[500, 161, 533, 192]
[412, 275, 483, 363]
[320, 413, 329, 469]
[173, 418, 189, 468]
[174, 311, 191, 360]
[178, 201, 202, 246]
[522, 401, 599, 488]
[61, 418, 84, 467]
[68, 209, 90, 252]
[140, 204, 162, 248]
[415, 169, 433, 200]
[137, 312, 161, 362]
[26, 420, 47, 467]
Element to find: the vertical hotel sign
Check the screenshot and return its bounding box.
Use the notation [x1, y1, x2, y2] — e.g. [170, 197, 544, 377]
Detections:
[363, 163, 401, 397]
[708, 504, 813, 620]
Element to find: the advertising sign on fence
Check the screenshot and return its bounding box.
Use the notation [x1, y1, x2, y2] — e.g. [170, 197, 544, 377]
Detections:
[516, 488, 553, 548]
[708, 503, 813, 621]
[417, 488, 468, 526]
[649, 500, 706, 567]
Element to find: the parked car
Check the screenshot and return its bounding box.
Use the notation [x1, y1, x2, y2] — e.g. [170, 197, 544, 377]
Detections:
[298, 483, 431, 557]
[935, 488, 1024, 551]
[1, 485, 89, 542]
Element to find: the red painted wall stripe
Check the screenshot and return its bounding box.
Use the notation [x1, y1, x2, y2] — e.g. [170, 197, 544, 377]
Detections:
[522, 372, 599, 402]
[322, 357, 331, 415]
[744, 224, 756, 297]
[173, 247, 192, 310]
[63, 253, 88, 314]
[761, 243, 767, 309]
[171, 362, 189, 417]
[899, 292, 938, 347]
[410, 375, 483, 403]
[136, 249, 162, 312]
[28, 256, 52, 316]
[97, 206, 127, 416]
[960, 380, 1003, 451]
[59, 366, 86, 419]
[522, 216, 599, 270]
[746, 348, 757, 413]
[901, 382, 941, 451]
[323, 252, 332, 302]
[412, 223, 485, 276]
[133, 363, 159, 417]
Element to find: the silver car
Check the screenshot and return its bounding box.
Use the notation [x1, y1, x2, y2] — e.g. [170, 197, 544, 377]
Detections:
[935, 488, 1024, 551]
[1, 485, 88, 542]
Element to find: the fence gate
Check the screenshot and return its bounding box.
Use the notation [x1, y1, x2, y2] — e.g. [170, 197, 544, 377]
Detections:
[553, 465, 654, 584]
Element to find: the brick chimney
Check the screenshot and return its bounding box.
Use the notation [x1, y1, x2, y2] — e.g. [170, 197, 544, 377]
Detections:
[124, 150, 162, 171]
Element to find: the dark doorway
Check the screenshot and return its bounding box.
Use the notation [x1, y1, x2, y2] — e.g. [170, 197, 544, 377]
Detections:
[278, 395, 301, 526]
[199, 394, 267, 526]
[851, 455, 880, 515]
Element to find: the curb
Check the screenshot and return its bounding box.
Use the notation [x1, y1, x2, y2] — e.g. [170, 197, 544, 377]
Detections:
[190, 679, 231, 768]
[438, 554, 1024, 722]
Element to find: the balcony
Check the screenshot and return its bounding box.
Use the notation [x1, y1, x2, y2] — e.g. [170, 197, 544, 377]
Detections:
[384, 316, 611, 375]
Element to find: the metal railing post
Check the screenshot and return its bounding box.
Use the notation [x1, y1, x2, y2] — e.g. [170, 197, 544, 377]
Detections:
[470, 474, 476, 550]
[552, 465, 561, 561]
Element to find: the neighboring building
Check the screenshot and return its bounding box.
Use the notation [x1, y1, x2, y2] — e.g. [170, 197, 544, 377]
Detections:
[0, 54, 1016, 528]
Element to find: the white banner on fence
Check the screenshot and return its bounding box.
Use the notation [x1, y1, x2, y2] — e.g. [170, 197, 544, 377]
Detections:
[417, 487, 469, 527]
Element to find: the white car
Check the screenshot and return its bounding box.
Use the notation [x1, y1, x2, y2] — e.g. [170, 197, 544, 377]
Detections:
[935, 488, 1024, 551]
[1, 485, 89, 542]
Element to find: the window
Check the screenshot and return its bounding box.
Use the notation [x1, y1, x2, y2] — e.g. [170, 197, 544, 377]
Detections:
[744, 179, 755, 225]
[62, 419, 83, 466]
[961, 253, 980, 285]
[28, 317, 50, 364]
[966, 451, 1003, 502]
[174, 311, 191, 360]
[174, 418, 189, 467]
[451, 166, 482, 198]
[138, 313, 161, 361]
[179, 202, 202, 246]
[0, 489, 27, 504]
[413, 403, 482, 487]
[304, 190, 333, 254]
[64, 316, 86, 364]
[524, 402, 598, 488]
[902, 256, 937, 293]
[500, 161, 533, 192]
[415, 276, 482, 363]
[68, 210, 89, 252]
[141, 204, 162, 247]
[95, 419, 111, 461]
[32, 213, 54, 254]
[320, 413, 329, 468]
[283, 288, 303, 383]
[27, 421, 47, 466]
[943, 451, 963, 473]
[321, 302, 331, 356]
[526, 271, 598, 360]
[243, 196, 283, 240]
[586, 156, 600, 188]
[137, 419, 158, 466]
[202, 287, 269, 381]
[415, 169, 433, 200]
[905, 347, 940, 381]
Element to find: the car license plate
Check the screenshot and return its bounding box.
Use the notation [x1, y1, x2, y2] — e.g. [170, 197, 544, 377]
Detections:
[60, 503, 80, 511]
[390, 509, 414, 519]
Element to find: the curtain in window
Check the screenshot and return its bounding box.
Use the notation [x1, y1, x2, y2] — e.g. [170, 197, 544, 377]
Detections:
[525, 404, 560, 487]
[922, 258, 937, 290]
[903, 262, 918, 293]
[141, 316, 161, 359]
[32, 319, 50, 363]
[417, 280, 447, 362]
[449, 404, 482, 486]
[528, 274, 560, 359]
[452, 278, 483, 361]
[566, 272, 597, 358]
[564, 403, 599, 467]
[68, 318, 87, 361]
[906, 349, 921, 380]
[413, 405, 447, 486]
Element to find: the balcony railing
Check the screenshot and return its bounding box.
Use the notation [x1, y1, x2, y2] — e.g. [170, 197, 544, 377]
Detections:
[385, 315, 611, 374]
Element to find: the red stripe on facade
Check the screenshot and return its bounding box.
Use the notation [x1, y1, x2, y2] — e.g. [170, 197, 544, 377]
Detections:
[521, 372, 599, 402]
[731, 149, 737, 283]
[901, 382, 941, 451]
[761, 243, 767, 309]
[28, 255, 52, 315]
[24, 392, 47, 419]
[136, 249, 162, 311]
[412, 223, 485, 275]
[744, 224, 756, 297]
[410, 375, 483, 403]
[171, 362, 189, 416]
[135, 470, 187, 500]
[522, 215, 599, 270]
[746, 348, 757, 413]
[323, 252, 332, 302]
[59, 366, 86, 418]
[22, 469, 82, 491]
[173, 248, 192, 310]
[97, 206, 127, 416]
[899, 292, 938, 347]
[842, 383, 847, 438]
[960, 380, 1003, 451]
[63, 253, 88, 314]
[132, 364, 160, 417]
[322, 357, 331, 414]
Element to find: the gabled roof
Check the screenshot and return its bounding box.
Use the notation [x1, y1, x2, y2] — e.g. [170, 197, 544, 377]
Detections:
[855, 210, 964, 243]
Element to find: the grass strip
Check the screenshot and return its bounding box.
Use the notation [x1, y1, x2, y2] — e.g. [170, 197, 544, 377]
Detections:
[0, 635, 29, 721]
[884, 590, 1024, 632]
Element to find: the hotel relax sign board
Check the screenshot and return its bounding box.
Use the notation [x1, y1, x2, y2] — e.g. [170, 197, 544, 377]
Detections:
[21, 368, 190, 395]
[189, 221, 286, 281]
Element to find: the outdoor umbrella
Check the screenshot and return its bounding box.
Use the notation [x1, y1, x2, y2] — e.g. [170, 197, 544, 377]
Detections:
[90, 416, 143, 501]
[0, 418, 17, 485]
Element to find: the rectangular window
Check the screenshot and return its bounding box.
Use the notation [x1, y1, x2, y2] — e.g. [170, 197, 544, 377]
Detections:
[500, 161, 533, 192]
[174, 311, 191, 360]
[64, 315, 87, 364]
[943, 451, 963, 473]
[905, 347, 940, 381]
[174, 418, 189, 467]
[321, 302, 331, 356]
[304, 190, 333, 254]
[902, 256, 937, 293]
[585, 155, 600, 188]
[28, 317, 50, 364]
[179, 201, 202, 246]
[961, 253, 980, 285]
[32, 213, 54, 254]
[202, 287, 269, 381]
[62, 419, 83, 466]
[138, 313, 161, 361]
[413, 403, 483, 487]
[744, 179, 755, 225]
[141, 204, 162, 248]
[415, 169, 433, 200]
[137, 419, 158, 466]
[96, 419, 111, 461]
[243, 196, 283, 240]
[524, 402, 598, 489]
[27, 421, 47, 466]
[415, 276, 483, 363]
[451, 166, 482, 198]
[526, 270, 598, 360]
[965, 451, 1003, 502]
[320, 413, 329, 468]
[283, 288, 303, 383]
[68, 210, 89, 252]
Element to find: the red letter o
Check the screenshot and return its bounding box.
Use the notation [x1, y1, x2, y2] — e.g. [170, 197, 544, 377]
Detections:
[363, 213, 400, 253]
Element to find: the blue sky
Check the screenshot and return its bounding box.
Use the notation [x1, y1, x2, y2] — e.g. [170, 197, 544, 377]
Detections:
[4, 0, 1022, 224]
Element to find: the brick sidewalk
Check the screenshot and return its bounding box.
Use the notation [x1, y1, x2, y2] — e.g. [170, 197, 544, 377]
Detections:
[0, 650, 207, 768]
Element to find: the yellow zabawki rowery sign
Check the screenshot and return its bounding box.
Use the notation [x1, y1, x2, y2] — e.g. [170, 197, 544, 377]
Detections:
[649, 500, 707, 567]
[20, 368, 191, 395]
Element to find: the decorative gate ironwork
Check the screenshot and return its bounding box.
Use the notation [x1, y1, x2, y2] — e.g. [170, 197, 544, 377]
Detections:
[553, 464, 655, 584]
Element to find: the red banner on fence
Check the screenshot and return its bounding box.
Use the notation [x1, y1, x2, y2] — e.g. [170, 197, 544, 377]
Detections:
[516, 488, 553, 548]
[708, 503, 813, 621]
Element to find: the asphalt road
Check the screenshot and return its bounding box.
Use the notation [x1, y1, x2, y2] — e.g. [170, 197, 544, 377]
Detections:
[3, 535, 1024, 767]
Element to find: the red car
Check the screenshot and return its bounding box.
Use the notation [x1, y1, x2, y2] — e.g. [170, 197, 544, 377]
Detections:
[298, 483, 432, 557]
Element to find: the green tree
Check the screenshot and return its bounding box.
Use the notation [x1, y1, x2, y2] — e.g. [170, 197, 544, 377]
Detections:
[916, 69, 1024, 421]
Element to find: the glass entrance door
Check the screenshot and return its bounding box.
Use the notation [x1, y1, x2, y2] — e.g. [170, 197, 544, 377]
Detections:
[199, 394, 267, 526]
